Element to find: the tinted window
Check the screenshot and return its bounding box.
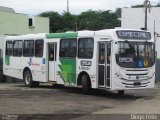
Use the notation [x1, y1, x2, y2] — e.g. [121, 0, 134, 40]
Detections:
[6, 41, 12, 56]
[23, 40, 34, 57]
[49, 44, 57, 61]
[35, 40, 44, 57]
[13, 41, 23, 57]
[29, 18, 33, 27]
[116, 41, 155, 68]
[59, 38, 77, 58]
[78, 38, 94, 59]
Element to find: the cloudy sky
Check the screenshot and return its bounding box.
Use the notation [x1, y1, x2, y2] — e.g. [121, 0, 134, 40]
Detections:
[0, 0, 159, 15]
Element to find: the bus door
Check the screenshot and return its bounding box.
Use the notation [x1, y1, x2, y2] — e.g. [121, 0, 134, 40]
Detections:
[98, 42, 111, 88]
[48, 43, 57, 81]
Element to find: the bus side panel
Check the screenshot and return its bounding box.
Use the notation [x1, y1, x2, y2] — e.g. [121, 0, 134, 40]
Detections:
[57, 58, 76, 85]
[3, 56, 23, 79]
[3, 37, 48, 83]
[30, 40, 47, 83]
[76, 37, 98, 89]
[3, 56, 47, 82]
[28, 57, 47, 82]
[54, 59, 65, 84]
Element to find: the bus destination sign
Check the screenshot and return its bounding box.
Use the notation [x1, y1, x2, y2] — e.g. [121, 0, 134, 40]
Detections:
[116, 30, 151, 40]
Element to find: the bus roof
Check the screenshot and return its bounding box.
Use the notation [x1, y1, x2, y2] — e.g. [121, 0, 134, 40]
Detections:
[46, 32, 78, 39]
[5, 33, 46, 40]
[5, 29, 151, 40]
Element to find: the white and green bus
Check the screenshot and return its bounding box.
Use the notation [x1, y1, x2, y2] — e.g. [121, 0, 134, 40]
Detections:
[3, 29, 155, 94]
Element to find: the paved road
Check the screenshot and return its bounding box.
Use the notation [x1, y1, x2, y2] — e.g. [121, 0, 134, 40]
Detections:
[0, 82, 160, 120]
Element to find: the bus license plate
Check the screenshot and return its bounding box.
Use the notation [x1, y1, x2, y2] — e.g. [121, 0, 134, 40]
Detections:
[134, 82, 141, 86]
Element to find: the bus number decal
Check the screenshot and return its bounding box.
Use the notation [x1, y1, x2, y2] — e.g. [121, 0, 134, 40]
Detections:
[79, 60, 92, 70]
[81, 60, 92, 66]
[79, 66, 90, 70]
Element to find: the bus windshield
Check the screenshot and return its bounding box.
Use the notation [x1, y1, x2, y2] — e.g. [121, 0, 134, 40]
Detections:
[115, 41, 155, 68]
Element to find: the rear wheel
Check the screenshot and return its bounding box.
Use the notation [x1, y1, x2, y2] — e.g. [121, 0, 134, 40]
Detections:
[82, 74, 91, 94]
[24, 70, 39, 87]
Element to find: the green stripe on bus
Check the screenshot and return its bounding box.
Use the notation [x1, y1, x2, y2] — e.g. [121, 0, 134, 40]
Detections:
[5, 56, 10, 65]
[58, 58, 76, 85]
[46, 32, 78, 39]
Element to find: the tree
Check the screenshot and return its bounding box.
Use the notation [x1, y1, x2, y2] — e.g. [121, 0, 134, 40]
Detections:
[39, 10, 121, 32]
[115, 8, 121, 18]
[78, 10, 120, 30]
[39, 11, 62, 33]
[60, 12, 77, 32]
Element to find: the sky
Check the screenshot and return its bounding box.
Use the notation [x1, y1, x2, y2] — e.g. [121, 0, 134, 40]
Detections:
[0, 0, 159, 15]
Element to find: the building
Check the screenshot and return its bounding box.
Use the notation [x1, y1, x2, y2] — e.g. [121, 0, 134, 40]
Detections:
[0, 6, 49, 35]
[120, 7, 160, 81]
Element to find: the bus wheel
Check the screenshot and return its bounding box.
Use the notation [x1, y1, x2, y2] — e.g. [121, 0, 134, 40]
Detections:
[82, 74, 91, 94]
[24, 71, 39, 87]
[118, 90, 125, 96]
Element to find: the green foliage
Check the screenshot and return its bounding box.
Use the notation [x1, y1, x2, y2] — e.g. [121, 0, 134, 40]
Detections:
[39, 10, 120, 33]
[39, 11, 62, 32]
[115, 8, 121, 18]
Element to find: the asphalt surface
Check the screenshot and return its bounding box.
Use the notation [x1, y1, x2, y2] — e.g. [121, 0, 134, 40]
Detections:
[0, 82, 160, 120]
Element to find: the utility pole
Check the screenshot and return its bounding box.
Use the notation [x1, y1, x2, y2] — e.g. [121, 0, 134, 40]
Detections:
[67, 0, 69, 13]
[144, 0, 151, 30]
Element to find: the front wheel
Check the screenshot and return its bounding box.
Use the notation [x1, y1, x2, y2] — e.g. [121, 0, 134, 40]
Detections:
[24, 70, 39, 87]
[82, 74, 91, 94]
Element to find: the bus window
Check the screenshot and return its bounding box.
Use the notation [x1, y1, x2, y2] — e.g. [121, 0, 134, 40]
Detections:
[35, 40, 44, 57]
[59, 38, 77, 58]
[5, 41, 12, 56]
[107, 43, 111, 64]
[13, 40, 23, 57]
[23, 40, 34, 57]
[49, 44, 57, 61]
[78, 38, 94, 59]
[99, 43, 105, 64]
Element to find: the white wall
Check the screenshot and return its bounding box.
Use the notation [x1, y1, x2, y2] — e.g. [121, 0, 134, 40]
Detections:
[121, 7, 160, 58]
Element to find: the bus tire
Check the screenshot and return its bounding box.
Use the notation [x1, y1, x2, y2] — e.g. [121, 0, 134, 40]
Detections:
[82, 74, 91, 94]
[118, 90, 124, 96]
[23, 70, 39, 87]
